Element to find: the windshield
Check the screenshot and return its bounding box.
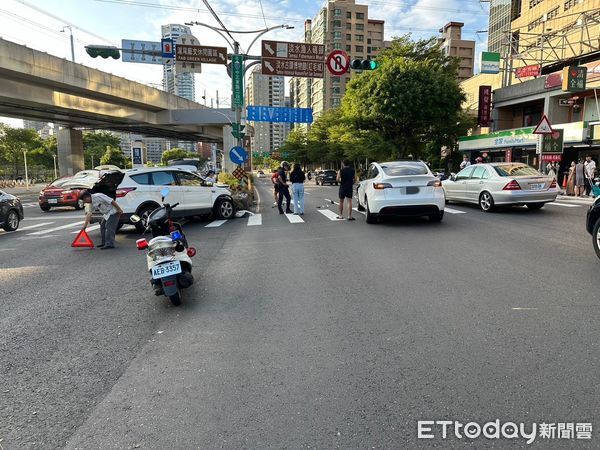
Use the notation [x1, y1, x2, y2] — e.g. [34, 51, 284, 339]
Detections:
[493, 164, 541, 177]
[381, 162, 429, 176]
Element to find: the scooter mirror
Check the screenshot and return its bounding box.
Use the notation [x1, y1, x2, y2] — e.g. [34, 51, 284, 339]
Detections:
[160, 187, 170, 199]
[130, 214, 141, 223]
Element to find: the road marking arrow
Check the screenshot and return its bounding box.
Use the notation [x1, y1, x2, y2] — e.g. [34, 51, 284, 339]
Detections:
[264, 61, 274, 72]
[265, 43, 275, 55]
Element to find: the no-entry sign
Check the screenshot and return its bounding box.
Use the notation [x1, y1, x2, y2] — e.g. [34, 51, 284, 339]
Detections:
[327, 50, 349, 76]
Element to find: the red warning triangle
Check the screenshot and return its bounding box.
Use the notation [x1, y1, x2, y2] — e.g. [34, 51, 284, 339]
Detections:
[71, 229, 94, 248]
[533, 114, 553, 134]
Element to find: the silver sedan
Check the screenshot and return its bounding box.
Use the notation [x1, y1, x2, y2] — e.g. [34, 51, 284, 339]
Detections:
[442, 163, 559, 211]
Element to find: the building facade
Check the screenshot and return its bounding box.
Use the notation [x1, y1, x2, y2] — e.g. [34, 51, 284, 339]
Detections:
[438, 22, 476, 81]
[245, 66, 290, 154]
[488, 0, 512, 54]
[289, 0, 385, 119]
[161, 24, 196, 102]
[118, 133, 172, 164]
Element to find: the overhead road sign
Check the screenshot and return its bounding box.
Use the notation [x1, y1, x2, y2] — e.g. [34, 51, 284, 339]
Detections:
[175, 44, 227, 65]
[533, 114, 553, 135]
[232, 54, 244, 108]
[262, 58, 324, 78]
[261, 40, 325, 61]
[247, 106, 313, 123]
[229, 146, 248, 165]
[122, 39, 162, 64]
[327, 50, 349, 75]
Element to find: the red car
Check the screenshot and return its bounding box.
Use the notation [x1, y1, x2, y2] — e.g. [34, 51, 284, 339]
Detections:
[38, 171, 99, 211]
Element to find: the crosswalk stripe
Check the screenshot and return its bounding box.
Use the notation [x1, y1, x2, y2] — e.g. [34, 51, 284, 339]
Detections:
[27, 221, 84, 235]
[317, 209, 345, 221]
[556, 198, 594, 205]
[247, 214, 262, 226]
[444, 207, 467, 214]
[16, 222, 53, 232]
[71, 224, 101, 234]
[205, 219, 227, 228]
[547, 202, 579, 208]
[285, 213, 304, 223]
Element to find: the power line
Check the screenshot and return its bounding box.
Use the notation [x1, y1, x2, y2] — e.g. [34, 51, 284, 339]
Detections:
[201, 0, 235, 42]
[258, 0, 268, 28]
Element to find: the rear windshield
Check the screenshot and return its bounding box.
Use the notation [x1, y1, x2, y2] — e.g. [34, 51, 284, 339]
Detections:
[324, 170, 336, 175]
[493, 164, 540, 177]
[381, 163, 428, 176]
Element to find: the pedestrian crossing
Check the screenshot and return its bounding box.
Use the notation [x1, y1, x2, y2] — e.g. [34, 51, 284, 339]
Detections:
[0, 196, 595, 239]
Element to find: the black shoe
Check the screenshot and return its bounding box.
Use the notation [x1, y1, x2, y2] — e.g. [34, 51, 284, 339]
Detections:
[286, 210, 293, 214]
[100, 245, 114, 250]
[96, 243, 105, 248]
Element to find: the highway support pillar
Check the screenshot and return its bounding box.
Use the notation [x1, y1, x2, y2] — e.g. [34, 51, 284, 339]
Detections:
[57, 128, 84, 176]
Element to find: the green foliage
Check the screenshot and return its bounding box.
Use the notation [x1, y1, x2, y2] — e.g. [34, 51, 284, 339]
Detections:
[0, 124, 47, 173]
[83, 131, 121, 169]
[161, 147, 200, 165]
[100, 146, 129, 168]
[217, 171, 241, 188]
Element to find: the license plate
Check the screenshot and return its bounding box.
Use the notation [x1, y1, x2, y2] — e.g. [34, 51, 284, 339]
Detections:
[404, 186, 419, 194]
[529, 183, 544, 190]
[152, 261, 182, 279]
[48, 199, 58, 204]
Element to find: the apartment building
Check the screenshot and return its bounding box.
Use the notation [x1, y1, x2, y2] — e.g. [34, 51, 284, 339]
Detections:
[438, 22, 476, 81]
[289, 0, 385, 119]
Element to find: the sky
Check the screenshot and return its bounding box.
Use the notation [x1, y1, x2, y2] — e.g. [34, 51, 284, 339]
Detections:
[0, 0, 489, 126]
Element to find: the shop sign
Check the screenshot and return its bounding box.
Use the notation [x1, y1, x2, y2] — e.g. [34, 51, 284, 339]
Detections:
[480, 52, 500, 74]
[562, 66, 587, 92]
[477, 85, 492, 127]
[515, 64, 541, 78]
[542, 154, 562, 162]
[541, 129, 564, 153]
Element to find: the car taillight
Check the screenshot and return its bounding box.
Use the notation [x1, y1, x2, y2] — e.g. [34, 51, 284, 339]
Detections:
[373, 182, 392, 190]
[549, 179, 557, 188]
[503, 180, 521, 190]
[116, 187, 136, 198]
[136, 238, 148, 250]
[427, 180, 442, 188]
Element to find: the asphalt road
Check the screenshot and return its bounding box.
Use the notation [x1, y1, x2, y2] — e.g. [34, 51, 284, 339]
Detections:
[1, 181, 598, 449]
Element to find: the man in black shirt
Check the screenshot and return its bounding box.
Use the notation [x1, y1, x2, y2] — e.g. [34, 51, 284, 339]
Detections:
[277, 161, 292, 214]
[337, 160, 356, 220]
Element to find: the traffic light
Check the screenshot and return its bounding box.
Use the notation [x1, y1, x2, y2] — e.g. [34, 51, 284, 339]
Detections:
[350, 59, 379, 70]
[85, 45, 120, 59]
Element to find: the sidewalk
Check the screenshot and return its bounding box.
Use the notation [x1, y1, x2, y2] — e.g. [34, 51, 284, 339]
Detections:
[557, 193, 596, 204]
[1, 183, 45, 196]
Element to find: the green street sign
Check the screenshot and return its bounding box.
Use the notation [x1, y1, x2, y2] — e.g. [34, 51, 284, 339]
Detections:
[542, 129, 564, 153]
[562, 66, 587, 92]
[232, 54, 244, 108]
[231, 122, 246, 139]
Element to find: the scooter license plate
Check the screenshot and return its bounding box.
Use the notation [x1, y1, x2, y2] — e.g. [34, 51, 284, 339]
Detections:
[152, 261, 182, 279]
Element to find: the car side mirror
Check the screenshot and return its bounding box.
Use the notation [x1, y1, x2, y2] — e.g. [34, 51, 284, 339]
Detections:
[450, 173, 456, 181]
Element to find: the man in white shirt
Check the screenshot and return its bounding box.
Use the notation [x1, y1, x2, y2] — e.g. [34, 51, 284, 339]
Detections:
[80, 191, 123, 249]
[459, 155, 471, 170]
[584, 155, 597, 196]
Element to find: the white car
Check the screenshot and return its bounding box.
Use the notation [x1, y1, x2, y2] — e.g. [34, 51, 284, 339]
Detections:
[357, 161, 445, 223]
[86, 168, 235, 232]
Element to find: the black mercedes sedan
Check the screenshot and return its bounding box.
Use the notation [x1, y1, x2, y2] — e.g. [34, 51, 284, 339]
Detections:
[0, 190, 24, 231]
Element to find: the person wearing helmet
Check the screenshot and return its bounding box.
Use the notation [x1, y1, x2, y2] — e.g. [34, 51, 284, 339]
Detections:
[277, 161, 293, 214]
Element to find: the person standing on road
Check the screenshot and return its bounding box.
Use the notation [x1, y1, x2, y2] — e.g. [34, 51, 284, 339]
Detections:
[80, 190, 123, 249]
[270, 168, 279, 208]
[584, 155, 597, 197]
[567, 161, 576, 196]
[336, 160, 356, 221]
[290, 163, 306, 215]
[277, 161, 293, 214]
[575, 159, 585, 197]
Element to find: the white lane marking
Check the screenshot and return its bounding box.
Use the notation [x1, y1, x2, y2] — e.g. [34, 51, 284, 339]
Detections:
[247, 214, 262, 226]
[16, 222, 54, 232]
[24, 216, 82, 221]
[512, 307, 538, 311]
[27, 221, 84, 235]
[71, 224, 101, 234]
[205, 220, 228, 228]
[285, 213, 304, 223]
[546, 202, 579, 208]
[317, 209, 345, 221]
[444, 207, 467, 214]
[352, 207, 366, 216]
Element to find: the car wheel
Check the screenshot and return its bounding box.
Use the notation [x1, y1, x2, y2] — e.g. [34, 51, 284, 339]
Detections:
[216, 198, 235, 219]
[357, 200, 365, 212]
[365, 198, 378, 224]
[593, 219, 600, 260]
[40, 205, 51, 212]
[479, 191, 495, 212]
[428, 211, 444, 222]
[135, 204, 158, 233]
[3, 209, 20, 231]
[74, 198, 85, 210]
[526, 202, 544, 210]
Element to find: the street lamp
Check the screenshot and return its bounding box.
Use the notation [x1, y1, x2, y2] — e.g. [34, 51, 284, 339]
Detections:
[53, 154, 58, 179]
[61, 25, 75, 62]
[23, 150, 29, 190]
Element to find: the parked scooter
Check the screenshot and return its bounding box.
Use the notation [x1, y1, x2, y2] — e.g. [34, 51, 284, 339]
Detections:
[131, 188, 196, 306]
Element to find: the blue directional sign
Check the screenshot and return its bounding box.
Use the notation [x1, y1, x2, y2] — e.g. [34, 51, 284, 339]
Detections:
[161, 38, 174, 59]
[229, 146, 248, 165]
[246, 106, 313, 123]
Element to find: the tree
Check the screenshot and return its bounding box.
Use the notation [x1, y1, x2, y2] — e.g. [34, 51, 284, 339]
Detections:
[0, 124, 46, 174]
[100, 146, 129, 168]
[83, 131, 121, 168]
[161, 147, 198, 165]
[341, 36, 466, 160]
